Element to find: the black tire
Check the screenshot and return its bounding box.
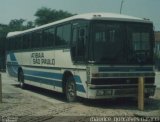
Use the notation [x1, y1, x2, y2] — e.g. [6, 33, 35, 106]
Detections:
[65, 77, 77, 102]
[19, 70, 25, 89]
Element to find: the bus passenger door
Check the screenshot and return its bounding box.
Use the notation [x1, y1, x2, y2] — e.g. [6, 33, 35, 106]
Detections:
[71, 24, 87, 62]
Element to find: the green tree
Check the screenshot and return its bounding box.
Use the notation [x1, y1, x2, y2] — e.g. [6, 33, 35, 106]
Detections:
[8, 19, 26, 31]
[34, 7, 74, 26]
[8, 19, 35, 31]
[26, 21, 35, 29]
[0, 19, 35, 70]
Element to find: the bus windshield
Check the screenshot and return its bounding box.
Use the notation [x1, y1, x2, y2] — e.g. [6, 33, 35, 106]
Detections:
[91, 21, 154, 65]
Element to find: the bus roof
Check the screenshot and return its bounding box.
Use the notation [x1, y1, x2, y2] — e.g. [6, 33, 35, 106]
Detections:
[7, 12, 152, 38]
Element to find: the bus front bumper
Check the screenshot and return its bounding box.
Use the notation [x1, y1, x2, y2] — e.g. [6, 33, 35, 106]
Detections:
[87, 84, 156, 99]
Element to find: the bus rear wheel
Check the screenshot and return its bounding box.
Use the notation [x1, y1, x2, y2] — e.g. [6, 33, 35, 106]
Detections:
[65, 77, 77, 102]
[18, 70, 25, 89]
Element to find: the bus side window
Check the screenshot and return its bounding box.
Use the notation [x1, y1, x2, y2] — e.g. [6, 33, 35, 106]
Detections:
[23, 34, 31, 49]
[56, 24, 71, 47]
[15, 36, 23, 50]
[31, 31, 42, 48]
[43, 27, 55, 47]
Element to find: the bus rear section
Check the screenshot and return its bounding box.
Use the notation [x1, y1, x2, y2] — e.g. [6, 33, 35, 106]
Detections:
[87, 66, 155, 99]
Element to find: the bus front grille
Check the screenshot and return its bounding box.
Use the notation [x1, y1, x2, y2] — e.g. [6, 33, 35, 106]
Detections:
[91, 77, 155, 85]
[114, 89, 137, 95]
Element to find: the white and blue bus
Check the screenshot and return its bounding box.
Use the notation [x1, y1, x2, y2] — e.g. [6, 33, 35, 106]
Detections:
[6, 13, 156, 102]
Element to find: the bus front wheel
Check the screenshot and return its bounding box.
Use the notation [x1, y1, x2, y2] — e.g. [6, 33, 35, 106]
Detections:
[18, 70, 25, 89]
[65, 77, 77, 102]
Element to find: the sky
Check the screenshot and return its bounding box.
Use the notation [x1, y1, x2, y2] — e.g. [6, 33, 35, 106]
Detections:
[0, 0, 159, 31]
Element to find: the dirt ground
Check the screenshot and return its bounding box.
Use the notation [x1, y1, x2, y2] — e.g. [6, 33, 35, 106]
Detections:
[0, 73, 160, 122]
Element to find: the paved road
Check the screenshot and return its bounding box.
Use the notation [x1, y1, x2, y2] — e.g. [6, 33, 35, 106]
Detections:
[1, 73, 65, 104]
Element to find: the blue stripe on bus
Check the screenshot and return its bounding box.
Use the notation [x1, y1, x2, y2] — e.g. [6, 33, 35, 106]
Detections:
[74, 76, 82, 83]
[10, 53, 18, 65]
[24, 69, 82, 83]
[99, 66, 153, 72]
[7, 53, 19, 77]
[24, 69, 62, 80]
[23, 69, 86, 93]
[76, 84, 85, 92]
[8, 52, 86, 93]
[24, 73, 85, 93]
[25, 75, 62, 87]
[7, 65, 17, 77]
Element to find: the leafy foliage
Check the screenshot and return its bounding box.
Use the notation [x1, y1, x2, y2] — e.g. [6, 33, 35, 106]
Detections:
[34, 7, 74, 26]
[9, 19, 25, 31]
[0, 7, 74, 37]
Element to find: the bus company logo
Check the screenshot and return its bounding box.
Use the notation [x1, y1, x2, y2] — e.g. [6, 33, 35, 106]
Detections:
[31, 52, 55, 65]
